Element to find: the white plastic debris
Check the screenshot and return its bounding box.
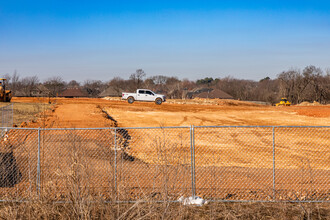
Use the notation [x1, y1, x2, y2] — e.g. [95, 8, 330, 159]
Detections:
[178, 196, 208, 206]
[3, 129, 8, 141]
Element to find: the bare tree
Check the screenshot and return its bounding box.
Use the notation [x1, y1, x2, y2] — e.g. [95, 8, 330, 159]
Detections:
[276, 66, 330, 104]
[302, 65, 325, 103]
[143, 78, 155, 90]
[257, 77, 279, 105]
[44, 76, 65, 97]
[277, 70, 301, 103]
[129, 69, 146, 90]
[149, 75, 168, 93]
[21, 75, 40, 96]
[108, 77, 125, 96]
[67, 80, 80, 88]
[83, 80, 105, 97]
[11, 71, 20, 94]
[321, 71, 330, 103]
[151, 75, 168, 85]
[165, 77, 181, 98]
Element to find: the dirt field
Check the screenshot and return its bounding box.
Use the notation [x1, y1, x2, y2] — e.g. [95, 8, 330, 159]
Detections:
[12, 97, 330, 128]
[2, 97, 329, 201]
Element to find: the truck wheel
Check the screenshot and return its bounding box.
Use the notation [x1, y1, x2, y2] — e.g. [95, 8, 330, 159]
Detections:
[127, 97, 134, 104]
[155, 98, 162, 105]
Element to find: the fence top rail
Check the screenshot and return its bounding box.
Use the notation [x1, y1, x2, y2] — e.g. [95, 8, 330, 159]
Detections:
[194, 125, 274, 128]
[194, 125, 330, 128]
[0, 127, 40, 130]
[0, 126, 192, 130]
[0, 103, 14, 108]
[0, 104, 13, 109]
[114, 126, 191, 130]
[0, 125, 329, 130]
[274, 125, 330, 128]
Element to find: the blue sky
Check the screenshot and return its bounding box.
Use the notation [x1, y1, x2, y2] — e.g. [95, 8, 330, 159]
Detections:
[1, 0, 330, 82]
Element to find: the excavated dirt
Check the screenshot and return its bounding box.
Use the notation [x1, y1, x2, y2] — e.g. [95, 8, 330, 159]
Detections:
[2, 97, 329, 201]
[12, 97, 330, 128]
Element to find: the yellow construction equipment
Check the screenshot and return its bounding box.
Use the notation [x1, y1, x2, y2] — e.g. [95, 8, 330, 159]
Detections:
[0, 78, 12, 102]
[276, 98, 291, 106]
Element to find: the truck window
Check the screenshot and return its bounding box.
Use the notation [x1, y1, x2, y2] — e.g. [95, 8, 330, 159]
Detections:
[146, 91, 154, 95]
[138, 90, 145, 94]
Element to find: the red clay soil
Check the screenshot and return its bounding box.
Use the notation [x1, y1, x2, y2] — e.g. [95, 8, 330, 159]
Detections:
[12, 97, 330, 128]
[12, 97, 114, 128]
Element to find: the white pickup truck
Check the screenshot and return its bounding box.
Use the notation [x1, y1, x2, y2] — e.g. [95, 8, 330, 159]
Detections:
[122, 89, 166, 105]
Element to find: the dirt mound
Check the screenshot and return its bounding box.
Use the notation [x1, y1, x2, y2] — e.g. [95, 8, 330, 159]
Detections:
[298, 101, 322, 106]
[167, 98, 260, 107]
[214, 99, 260, 107]
[103, 97, 121, 101]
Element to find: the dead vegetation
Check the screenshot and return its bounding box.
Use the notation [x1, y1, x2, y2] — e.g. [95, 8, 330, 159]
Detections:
[0, 99, 52, 127]
[0, 200, 329, 219]
[13, 102, 52, 127]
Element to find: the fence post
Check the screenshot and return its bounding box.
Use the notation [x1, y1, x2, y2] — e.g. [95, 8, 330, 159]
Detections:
[114, 128, 117, 201]
[37, 127, 41, 196]
[272, 126, 276, 201]
[11, 103, 13, 127]
[190, 125, 196, 198]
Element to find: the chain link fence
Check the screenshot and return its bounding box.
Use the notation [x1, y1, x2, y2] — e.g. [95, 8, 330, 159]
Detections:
[0, 126, 328, 202]
[0, 104, 13, 136]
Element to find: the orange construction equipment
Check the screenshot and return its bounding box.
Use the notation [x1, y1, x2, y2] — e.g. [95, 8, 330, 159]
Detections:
[0, 78, 12, 102]
[275, 98, 291, 106]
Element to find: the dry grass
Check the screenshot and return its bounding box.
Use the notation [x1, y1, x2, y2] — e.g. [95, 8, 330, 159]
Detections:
[0, 102, 52, 127]
[14, 102, 52, 126]
[0, 200, 329, 219]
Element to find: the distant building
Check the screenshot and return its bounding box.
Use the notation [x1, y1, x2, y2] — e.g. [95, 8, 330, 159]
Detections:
[99, 87, 122, 97]
[12, 90, 26, 97]
[195, 88, 233, 99]
[58, 88, 89, 98]
[13, 84, 50, 97]
[186, 87, 233, 99]
[31, 85, 50, 97]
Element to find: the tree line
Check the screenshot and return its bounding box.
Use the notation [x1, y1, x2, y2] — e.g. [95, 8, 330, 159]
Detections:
[2, 66, 329, 104]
